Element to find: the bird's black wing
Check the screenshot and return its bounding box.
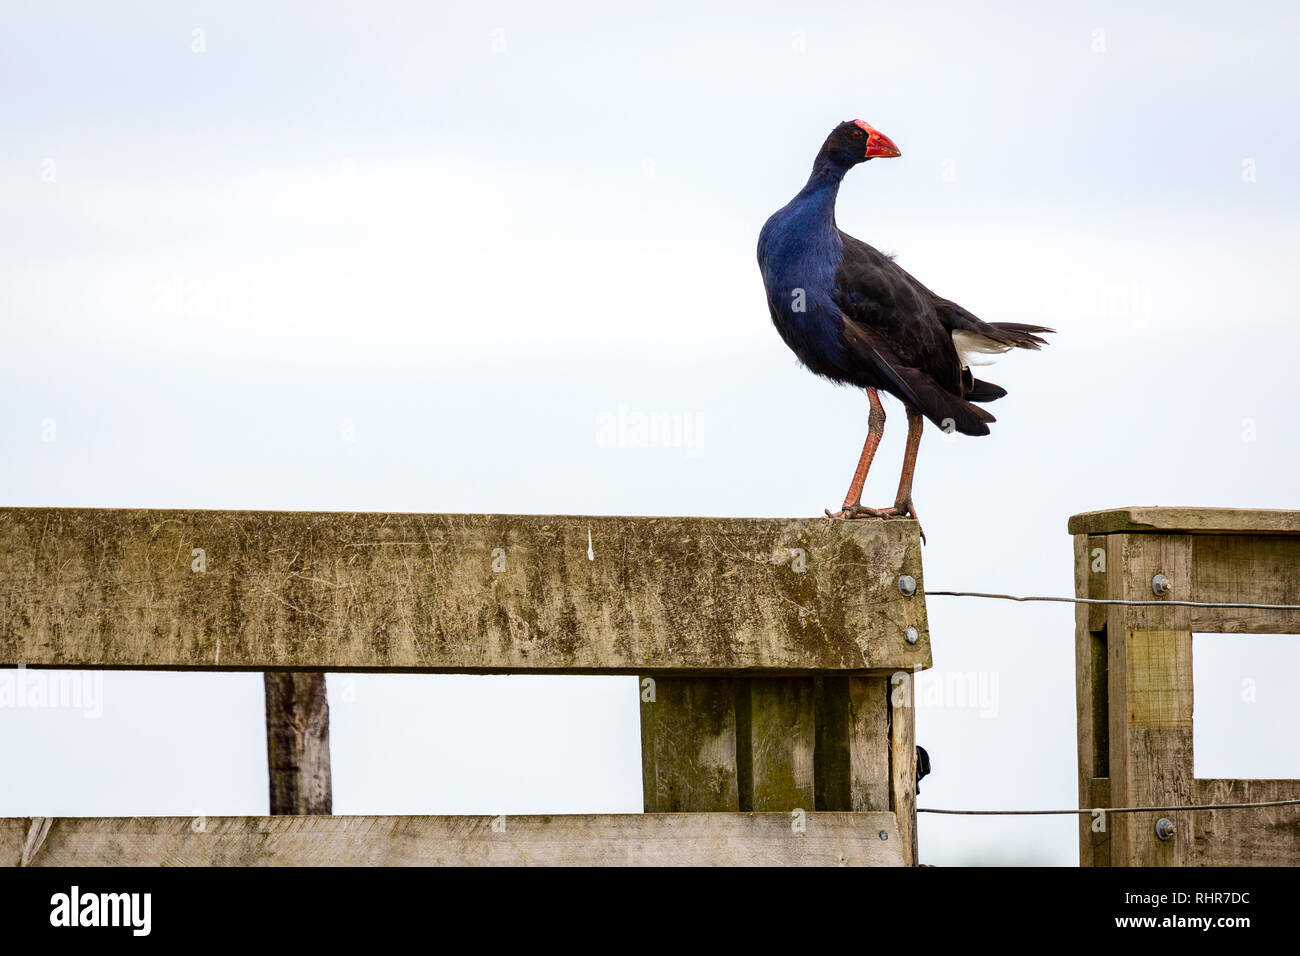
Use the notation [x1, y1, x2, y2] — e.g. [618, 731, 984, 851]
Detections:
[834, 231, 995, 436]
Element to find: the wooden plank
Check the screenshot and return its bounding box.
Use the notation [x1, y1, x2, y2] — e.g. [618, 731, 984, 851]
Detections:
[737, 678, 815, 811]
[1111, 537, 1194, 862]
[888, 670, 918, 865]
[264, 673, 332, 815]
[848, 676, 892, 812]
[0, 508, 930, 674]
[640, 678, 739, 812]
[1074, 533, 1107, 865]
[1189, 534, 1300, 634]
[0, 813, 905, 867]
[1192, 780, 1300, 866]
[1069, 506, 1300, 537]
[1117, 629, 1195, 867]
[812, 676, 891, 813]
[1103, 537, 1133, 867]
[1073, 530, 1091, 862]
[1103, 534, 1195, 866]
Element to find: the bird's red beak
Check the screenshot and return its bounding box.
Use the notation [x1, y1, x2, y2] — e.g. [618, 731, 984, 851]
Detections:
[855, 120, 901, 159]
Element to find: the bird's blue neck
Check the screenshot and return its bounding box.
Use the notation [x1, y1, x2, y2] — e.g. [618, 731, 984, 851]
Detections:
[793, 158, 851, 227]
[757, 154, 854, 290]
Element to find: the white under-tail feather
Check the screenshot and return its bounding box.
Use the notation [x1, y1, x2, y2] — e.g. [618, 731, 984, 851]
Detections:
[951, 330, 1013, 367]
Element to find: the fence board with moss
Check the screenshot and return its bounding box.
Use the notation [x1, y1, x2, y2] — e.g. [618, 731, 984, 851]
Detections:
[0, 508, 929, 867]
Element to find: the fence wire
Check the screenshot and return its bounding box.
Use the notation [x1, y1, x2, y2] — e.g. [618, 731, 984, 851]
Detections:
[919, 587, 1299, 818]
[919, 799, 1300, 816]
[927, 590, 1300, 611]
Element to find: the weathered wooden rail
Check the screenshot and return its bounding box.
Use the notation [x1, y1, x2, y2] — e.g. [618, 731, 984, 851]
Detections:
[0, 508, 929, 867]
[1071, 506, 1300, 867]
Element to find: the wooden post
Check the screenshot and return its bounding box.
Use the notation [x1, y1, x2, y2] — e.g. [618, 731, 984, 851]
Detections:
[264, 673, 332, 815]
[1071, 507, 1300, 867]
[1073, 533, 1111, 866]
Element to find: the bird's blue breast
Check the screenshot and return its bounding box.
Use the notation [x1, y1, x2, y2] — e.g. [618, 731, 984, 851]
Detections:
[757, 194, 853, 381]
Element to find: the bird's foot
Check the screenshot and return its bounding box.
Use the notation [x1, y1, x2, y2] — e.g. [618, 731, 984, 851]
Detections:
[826, 503, 881, 520]
[898, 497, 926, 545]
[825, 499, 926, 544]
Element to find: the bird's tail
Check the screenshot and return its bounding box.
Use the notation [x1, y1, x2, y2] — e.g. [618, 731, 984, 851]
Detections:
[985, 322, 1054, 349]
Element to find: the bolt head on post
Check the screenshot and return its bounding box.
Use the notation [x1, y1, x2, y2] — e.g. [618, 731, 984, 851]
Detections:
[1155, 817, 1175, 841]
[1151, 573, 1172, 597]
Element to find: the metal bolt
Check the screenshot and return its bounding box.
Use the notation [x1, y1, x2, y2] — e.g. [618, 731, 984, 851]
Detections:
[878, 830, 889, 841]
[1151, 573, 1172, 597]
[905, 626, 919, 645]
[898, 574, 917, 597]
[1155, 817, 1175, 841]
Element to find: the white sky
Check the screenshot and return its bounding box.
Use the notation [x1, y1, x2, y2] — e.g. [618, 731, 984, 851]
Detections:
[2, 0, 1298, 865]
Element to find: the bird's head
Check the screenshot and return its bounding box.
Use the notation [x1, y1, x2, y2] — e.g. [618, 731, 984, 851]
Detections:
[819, 120, 902, 167]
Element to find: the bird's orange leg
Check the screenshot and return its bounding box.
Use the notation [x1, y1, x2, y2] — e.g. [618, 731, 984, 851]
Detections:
[825, 388, 885, 519]
[828, 402, 926, 543]
[891, 405, 925, 543]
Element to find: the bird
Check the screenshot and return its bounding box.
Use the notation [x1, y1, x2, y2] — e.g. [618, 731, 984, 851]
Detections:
[757, 119, 1052, 539]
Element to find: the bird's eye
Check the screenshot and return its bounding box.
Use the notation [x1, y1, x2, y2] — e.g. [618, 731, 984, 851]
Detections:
[851, 130, 863, 138]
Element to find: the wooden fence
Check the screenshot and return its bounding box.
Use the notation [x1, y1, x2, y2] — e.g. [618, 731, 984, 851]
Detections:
[1071, 506, 1300, 866]
[0, 508, 929, 866]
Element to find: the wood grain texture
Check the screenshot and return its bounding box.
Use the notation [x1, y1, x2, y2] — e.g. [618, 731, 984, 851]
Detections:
[1102, 534, 1135, 867]
[1189, 534, 1300, 633]
[737, 677, 815, 811]
[0, 508, 929, 673]
[1069, 506, 1300, 536]
[1115, 533, 1194, 633]
[640, 678, 739, 812]
[888, 670, 918, 866]
[0, 813, 904, 867]
[264, 673, 332, 815]
[1105, 610, 1133, 864]
[847, 676, 892, 812]
[1103, 534, 1195, 866]
[1192, 780, 1300, 866]
[1074, 533, 1108, 866]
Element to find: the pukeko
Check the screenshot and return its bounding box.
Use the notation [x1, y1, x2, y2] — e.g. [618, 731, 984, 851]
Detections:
[757, 120, 1051, 538]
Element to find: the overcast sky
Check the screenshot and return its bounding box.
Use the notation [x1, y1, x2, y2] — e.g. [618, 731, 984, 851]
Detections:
[2, 0, 1298, 865]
